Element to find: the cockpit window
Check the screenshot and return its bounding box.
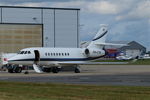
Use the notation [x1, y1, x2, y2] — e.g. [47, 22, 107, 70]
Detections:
[20, 51, 24, 54]
[24, 51, 27, 54]
[28, 51, 31, 54]
[18, 51, 31, 54]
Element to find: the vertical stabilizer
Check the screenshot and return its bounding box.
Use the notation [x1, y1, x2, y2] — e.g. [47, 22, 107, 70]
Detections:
[88, 24, 108, 48]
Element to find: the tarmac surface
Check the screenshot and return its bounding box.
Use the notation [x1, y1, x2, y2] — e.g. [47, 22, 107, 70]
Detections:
[1, 65, 150, 86]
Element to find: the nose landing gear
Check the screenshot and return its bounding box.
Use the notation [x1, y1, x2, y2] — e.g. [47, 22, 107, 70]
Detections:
[7, 64, 22, 73]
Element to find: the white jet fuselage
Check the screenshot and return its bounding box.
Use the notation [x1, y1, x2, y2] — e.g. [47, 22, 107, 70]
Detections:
[8, 47, 105, 66]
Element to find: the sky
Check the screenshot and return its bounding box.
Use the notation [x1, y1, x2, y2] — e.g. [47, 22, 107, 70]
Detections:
[0, 0, 150, 50]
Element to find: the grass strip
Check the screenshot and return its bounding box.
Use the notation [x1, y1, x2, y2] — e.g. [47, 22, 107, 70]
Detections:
[0, 82, 150, 100]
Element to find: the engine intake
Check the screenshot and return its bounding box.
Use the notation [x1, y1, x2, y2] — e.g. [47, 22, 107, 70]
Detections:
[83, 48, 105, 57]
[85, 49, 90, 55]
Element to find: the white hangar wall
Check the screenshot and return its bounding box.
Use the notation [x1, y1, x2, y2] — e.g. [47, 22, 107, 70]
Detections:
[43, 9, 79, 47]
[55, 10, 78, 47]
[0, 6, 79, 52]
[1, 8, 42, 23]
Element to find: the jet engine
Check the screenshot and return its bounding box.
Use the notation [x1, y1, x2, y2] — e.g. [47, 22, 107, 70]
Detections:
[83, 48, 106, 57]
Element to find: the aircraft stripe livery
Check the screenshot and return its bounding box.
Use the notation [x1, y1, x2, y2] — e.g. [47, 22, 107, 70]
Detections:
[8, 24, 109, 73]
[92, 30, 108, 41]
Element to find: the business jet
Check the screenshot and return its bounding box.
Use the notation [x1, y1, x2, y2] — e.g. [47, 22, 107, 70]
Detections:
[7, 25, 125, 73]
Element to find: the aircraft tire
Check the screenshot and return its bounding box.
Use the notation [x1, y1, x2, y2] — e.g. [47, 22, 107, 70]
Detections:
[42, 68, 51, 73]
[14, 67, 22, 73]
[52, 67, 59, 73]
[8, 68, 14, 73]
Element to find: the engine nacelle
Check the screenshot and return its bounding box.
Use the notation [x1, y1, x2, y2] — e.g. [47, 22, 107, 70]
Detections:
[83, 48, 105, 57]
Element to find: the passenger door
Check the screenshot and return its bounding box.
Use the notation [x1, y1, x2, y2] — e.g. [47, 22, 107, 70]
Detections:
[34, 50, 40, 64]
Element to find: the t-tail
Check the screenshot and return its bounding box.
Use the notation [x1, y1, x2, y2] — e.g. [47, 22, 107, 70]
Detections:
[87, 24, 108, 49]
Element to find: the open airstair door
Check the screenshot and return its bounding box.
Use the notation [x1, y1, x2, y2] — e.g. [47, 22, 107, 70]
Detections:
[33, 50, 43, 73]
[34, 50, 40, 64]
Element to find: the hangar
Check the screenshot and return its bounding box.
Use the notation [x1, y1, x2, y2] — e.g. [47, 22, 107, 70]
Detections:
[119, 41, 146, 57]
[0, 6, 80, 53]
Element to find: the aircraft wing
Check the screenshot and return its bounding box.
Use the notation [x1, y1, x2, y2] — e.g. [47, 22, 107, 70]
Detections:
[57, 61, 128, 65]
[33, 61, 129, 73]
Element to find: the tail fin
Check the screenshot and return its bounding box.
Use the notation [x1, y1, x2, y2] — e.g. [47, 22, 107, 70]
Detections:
[88, 24, 108, 48]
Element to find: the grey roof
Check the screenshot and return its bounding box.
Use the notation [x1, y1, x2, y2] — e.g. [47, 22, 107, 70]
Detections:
[119, 41, 146, 51]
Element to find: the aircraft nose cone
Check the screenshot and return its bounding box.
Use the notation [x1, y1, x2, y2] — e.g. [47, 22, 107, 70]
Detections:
[8, 57, 16, 64]
[7, 58, 13, 63]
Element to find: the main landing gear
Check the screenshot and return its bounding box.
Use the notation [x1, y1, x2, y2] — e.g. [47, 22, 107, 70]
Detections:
[52, 67, 59, 73]
[42, 67, 61, 73]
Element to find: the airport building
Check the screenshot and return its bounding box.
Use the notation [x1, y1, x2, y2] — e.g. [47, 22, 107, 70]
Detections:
[0, 6, 80, 53]
[119, 41, 146, 57]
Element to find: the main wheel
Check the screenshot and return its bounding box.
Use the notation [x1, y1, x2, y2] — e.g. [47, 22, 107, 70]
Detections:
[52, 67, 59, 73]
[42, 68, 51, 73]
[7, 64, 14, 73]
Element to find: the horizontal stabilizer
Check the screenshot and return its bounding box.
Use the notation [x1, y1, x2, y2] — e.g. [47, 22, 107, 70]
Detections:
[95, 42, 128, 46]
[33, 64, 43, 73]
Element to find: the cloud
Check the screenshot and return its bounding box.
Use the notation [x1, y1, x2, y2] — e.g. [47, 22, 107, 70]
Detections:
[0, 0, 139, 15]
[86, 1, 120, 14]
[0, 2, 47, 7]
[50, 1, 84, 8]
[0, 0, 70, 4]
[14, 2, 47, 7]
[51, 0, 125, 15]
[116, 0, 150, 20]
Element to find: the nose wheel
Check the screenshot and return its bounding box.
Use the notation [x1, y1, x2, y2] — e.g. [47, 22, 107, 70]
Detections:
[7, 64, 22, 73]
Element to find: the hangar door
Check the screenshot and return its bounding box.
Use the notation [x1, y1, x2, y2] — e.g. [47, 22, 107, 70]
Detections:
[0, 24, 42, 53]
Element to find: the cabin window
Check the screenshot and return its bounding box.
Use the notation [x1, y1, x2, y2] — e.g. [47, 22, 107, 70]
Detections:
[45, 53, 47, 56]
[56, 53, 58, 56]
[20, 51, 25, 54]
[62, 53, 64, 56]
[59, 53, 61, 56]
